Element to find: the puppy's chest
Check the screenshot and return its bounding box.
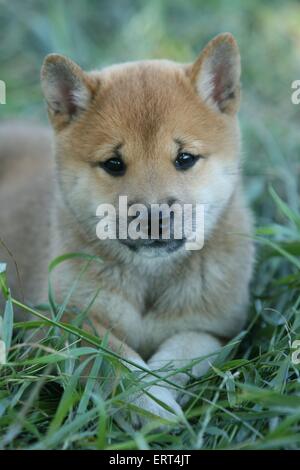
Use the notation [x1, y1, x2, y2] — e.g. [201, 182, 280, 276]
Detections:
[60, 259, 204, 353]
[114, 266, 203, 354]
[131, 265, 199, 316]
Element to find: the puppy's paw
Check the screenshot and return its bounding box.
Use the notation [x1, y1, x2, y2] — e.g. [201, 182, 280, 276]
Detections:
[127, 385, 183, 430]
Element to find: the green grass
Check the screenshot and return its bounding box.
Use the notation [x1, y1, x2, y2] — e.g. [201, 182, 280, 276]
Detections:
[0, 0, 300, 450]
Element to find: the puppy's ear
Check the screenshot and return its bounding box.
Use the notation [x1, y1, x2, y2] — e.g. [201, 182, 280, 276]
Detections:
[187, 33, 241, 115]
[41, 54, 96, 128]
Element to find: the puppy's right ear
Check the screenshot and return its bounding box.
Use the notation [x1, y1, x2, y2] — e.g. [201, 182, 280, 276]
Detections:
[187, 33, 241, 115]
[41, 54, 96, 129]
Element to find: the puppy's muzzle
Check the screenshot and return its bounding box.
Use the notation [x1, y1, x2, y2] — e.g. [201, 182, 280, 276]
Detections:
[118, 202, 185, 252]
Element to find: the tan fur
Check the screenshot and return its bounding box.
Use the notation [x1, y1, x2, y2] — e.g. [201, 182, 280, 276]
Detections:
[0, 33, 254, 425]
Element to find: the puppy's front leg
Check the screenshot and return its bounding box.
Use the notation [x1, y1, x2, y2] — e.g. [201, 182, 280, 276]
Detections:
[147, 332, 222, 403]
[67, 315, 183, 427]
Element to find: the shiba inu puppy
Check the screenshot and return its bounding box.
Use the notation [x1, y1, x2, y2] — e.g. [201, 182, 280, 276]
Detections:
[0, 33, 254, 426]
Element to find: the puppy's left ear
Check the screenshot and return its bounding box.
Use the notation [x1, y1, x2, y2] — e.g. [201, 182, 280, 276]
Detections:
[187, 33, 241, 115]
[41, 54, 97, 130]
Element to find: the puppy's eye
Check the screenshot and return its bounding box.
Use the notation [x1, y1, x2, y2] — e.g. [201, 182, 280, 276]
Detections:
[99, 157, 126, 176]
[175, 153, 200, 171]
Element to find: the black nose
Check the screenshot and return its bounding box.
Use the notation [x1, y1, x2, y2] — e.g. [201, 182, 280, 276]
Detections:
[119, 199, 185, 251]
[128, 200, 176, 238]
[129, 209, 164, 236]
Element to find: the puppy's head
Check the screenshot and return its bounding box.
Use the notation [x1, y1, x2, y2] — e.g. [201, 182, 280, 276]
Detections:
[41, 33, 241, 259]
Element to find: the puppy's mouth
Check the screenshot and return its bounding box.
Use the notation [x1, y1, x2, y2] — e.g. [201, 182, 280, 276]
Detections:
[119, 238, 185, 254]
